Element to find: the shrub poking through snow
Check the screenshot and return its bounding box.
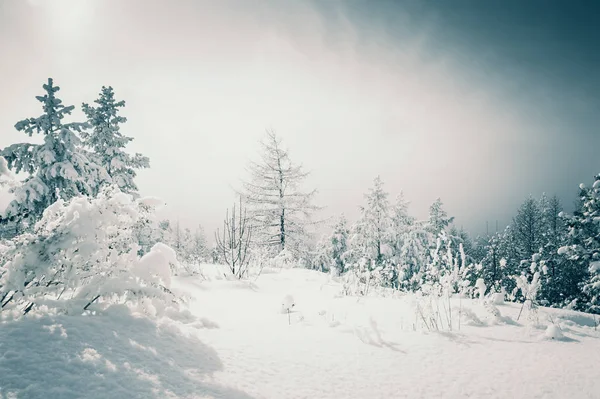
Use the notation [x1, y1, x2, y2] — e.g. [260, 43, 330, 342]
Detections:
[281, 295, 295, 314]
[281, 294, 295, 325]
[214, 197, 253, 279]
[0, 187, 180, 317]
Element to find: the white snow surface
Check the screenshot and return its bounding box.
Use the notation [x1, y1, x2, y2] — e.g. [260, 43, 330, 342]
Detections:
[2, 265, 600, 398]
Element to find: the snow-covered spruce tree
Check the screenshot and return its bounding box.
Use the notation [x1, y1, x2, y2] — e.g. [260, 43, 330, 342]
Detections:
[346, 176, 396, 289]
[330, 214, 350, 275]
[396, 220, 430, 291]
[311, 235, 332, 272]
[478, 226, 520, 297]
[239, 130, 319, 255]
[386, 193, 429, 291]
[81, 86, 149, 197]
[479, 232, 503, 293]
[0, 187, 179, 317]
[157, 219, 174, 246]
[191, 225, 209, 264]
[352, 176, 392, 267]
[425, 198, 454, 266]
[427, 198, 454, 237]
[535, 195, 580, 307]
[559, 175, 600, 313]
[512, 195, 545, 272]
[0, 78, 110, 233]
[389, 192, 414, 262]
[132, 196, 167, 256]
[421, 231, 457, 290]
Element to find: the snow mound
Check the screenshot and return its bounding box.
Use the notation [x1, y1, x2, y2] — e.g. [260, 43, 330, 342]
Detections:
[544, 324, 565, 340]
[0, 310, 253, 399]
[489, 292, 505, 305]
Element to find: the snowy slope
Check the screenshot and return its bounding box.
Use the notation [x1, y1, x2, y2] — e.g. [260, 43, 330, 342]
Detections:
[2, 266, 600, 399]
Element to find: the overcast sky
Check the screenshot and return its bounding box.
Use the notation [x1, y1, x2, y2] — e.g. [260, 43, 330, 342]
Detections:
[0, 0, 598, 238]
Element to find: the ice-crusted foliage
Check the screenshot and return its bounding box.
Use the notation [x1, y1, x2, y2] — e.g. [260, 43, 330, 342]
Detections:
[447, 226, 474, 270]
[340, 258, 391, 297]
[421, 231, 461, 292]
[0, 157, 17, 190]
[515, 267, 541, 303]
[82, 86, 149, 197]
[0, 187, 180, 317]
[559, 174, 600, 313]
[1, 79, 110, 232]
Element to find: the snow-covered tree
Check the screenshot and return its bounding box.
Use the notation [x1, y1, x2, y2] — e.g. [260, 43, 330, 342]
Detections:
[478, 226, 520, 296]
[389, 192, 414, 261]
[559, 175, 600, 313]
[421, 231, 455, 289]
[181, 228, 194, 262]
[396, 221, 430, 291]
[312, 235, 332, 273]
[81, 86, 149, 197]
[0, 187, 179, 317]
[239, 130, 319, 253]
[448, 226, 475, 266]
[535, 195, 579, 306]
[350, 176, 392, 268]
[215, 198, 253, 279]
[157, 219, 174, 245]
[512, 196, 544, 269]
[172, 220, 183, 258]
[190, 225, 208, 264]
[133, 196, 167, 256]
[0, 78, 109, 233]
[427, 198, 454, 236]
[330, 214, 350, 274]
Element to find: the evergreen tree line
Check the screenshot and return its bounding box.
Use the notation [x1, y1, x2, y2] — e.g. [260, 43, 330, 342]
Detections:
[311, 176, 600, 314]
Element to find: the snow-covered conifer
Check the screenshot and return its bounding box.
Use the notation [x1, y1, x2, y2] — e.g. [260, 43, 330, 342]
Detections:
[427, 198, 454, 236]
[330, 214, 350, 274]
[82, 86, 149, 197]
[560, 174, 600, 313]
[350, 176, 392, 268]
[1, 78, 110, 233]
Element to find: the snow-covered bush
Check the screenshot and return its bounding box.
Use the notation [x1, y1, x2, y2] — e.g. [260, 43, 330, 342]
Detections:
[273, 248, 295, 269]
[0, 187, 180, 317]
[513, 261, 542, 323]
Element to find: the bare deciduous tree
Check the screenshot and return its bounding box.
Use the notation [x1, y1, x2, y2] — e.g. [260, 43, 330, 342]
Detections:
[239, 129, 319, 253]
[215, 197, 253, 279]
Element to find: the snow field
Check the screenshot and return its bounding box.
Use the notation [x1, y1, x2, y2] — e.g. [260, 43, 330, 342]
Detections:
[2, 265, 600, 399]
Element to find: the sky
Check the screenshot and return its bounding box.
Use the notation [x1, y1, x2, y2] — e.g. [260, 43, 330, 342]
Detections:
[0, 0, 598, 239]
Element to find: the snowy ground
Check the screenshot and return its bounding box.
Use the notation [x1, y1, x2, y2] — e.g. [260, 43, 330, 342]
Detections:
[2, 266, 600, 398]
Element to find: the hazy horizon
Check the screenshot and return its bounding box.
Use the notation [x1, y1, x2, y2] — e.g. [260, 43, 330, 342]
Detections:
[1, 0, 598, 239]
